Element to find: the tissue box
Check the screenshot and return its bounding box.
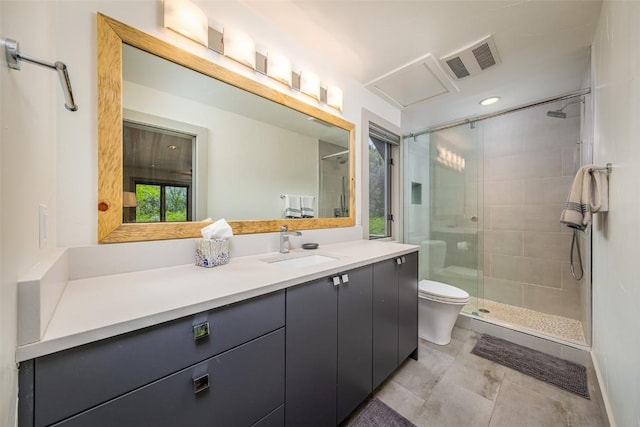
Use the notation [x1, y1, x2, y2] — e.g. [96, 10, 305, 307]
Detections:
[195, 238, 230, 268]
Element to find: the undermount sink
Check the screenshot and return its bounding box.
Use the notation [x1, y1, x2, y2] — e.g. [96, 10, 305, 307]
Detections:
[264, 254, 338, 270]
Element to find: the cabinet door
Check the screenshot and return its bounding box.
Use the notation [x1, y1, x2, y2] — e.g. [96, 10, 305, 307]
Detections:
[285, 277, 338, 427]
[337, 265, 373, 424]
[398, 252, 419, 361]
[54, 329, 285, 427]
[372, 258, 399, 389]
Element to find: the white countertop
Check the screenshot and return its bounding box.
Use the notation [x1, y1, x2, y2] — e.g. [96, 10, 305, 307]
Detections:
[17, 240, 417, 361]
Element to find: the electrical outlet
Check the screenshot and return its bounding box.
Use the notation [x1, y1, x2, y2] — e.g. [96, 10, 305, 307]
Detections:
[39, 204, 48, 248]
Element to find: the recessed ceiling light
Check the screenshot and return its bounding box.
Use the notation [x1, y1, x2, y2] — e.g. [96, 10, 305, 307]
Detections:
[480, 96, 500, 106]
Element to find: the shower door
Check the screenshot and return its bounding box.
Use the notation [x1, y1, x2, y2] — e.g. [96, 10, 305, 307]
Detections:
[404, 124, 483, 315]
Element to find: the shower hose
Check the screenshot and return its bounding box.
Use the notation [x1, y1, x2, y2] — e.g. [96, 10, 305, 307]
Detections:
[570, 229, 584, 280]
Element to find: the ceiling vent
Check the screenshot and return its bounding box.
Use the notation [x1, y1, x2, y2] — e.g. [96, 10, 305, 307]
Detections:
[441, 35, 501, 80]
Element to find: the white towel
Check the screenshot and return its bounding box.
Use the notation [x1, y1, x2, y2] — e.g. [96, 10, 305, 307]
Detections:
[560, 165, 609, 230]
[301, 195, 315, 218]
[283, 195, 302, 218]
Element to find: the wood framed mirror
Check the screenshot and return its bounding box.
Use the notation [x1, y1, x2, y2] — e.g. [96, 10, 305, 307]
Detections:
[98, 13, 355, 243]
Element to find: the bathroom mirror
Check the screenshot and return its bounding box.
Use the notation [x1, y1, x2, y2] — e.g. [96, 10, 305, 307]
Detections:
[98, 14, 355, 243]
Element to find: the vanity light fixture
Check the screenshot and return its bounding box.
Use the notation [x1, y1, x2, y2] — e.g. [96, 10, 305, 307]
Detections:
[300, 70, 320, 100]
[267, 51, 292, 87]
[479, 96, 500, 106]
[223, 27, 256, 69]
[163, 0, 209, 47]
[326, 85, 344, 112]
[161, 1, 343, 111]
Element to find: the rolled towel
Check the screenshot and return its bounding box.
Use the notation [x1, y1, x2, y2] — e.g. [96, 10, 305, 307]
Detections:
[301, 195, 315, 218]
[283, 195, 301, 218]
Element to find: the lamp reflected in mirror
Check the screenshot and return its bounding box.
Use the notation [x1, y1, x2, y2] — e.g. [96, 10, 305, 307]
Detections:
[123, 191, 137, 223]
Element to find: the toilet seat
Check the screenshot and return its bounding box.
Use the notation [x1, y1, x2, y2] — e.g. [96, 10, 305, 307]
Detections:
[419, 279, 470, 304]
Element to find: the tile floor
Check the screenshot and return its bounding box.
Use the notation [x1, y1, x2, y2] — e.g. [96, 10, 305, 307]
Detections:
[371, 326, 608, 427]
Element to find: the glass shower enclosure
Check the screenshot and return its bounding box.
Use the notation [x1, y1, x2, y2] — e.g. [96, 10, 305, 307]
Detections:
[405, 95, 591, 346]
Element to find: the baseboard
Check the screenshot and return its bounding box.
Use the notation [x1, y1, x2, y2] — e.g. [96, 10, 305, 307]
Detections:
[591, 352, 616, 427]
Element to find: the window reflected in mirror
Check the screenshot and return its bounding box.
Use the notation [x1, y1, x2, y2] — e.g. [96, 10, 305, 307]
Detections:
[123, 121, 194, 223]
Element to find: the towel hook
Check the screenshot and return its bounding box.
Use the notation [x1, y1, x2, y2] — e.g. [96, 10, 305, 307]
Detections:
[4, 38, 78, 111]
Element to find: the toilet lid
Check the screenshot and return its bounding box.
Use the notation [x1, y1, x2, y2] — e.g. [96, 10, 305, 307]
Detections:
[419, 280, 470, 301]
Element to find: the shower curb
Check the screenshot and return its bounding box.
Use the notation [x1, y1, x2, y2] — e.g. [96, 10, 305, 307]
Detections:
[456, 313, 591, 367]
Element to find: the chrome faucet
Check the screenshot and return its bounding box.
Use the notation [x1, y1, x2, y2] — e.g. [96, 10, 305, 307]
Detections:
[280, 225, 302, 253]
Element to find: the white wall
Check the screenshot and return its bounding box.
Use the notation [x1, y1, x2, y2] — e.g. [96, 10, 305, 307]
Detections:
[591, 1, 640, 426]
[1, 2, 59, 425]
[0, 1, 401, 424]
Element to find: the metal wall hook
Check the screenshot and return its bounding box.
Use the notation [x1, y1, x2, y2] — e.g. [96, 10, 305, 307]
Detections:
[4, 38, 78, 111]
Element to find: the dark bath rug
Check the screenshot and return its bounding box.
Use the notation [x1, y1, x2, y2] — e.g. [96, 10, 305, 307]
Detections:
[471, 334, 590, 399]
[343, 398, 416, 427]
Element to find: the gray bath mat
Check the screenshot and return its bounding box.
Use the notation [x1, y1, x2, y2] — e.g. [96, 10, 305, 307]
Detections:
[471, 334, 590, 399]
[344, 398, 416, 427]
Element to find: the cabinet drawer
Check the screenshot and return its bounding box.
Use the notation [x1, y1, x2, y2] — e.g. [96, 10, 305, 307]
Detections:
[53, 328, 285, 427]
[35, 290, 284, 427]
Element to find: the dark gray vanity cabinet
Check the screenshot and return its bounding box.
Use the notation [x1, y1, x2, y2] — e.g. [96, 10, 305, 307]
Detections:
[285, 275, 338, 426]
[398, 252, 418, 361]
[336, 265, 374, 423]
[373, 252, 418, 389]
[19, 291, 285, 427]
[372, 257, 400, 388]
[285, 265, 373, 426]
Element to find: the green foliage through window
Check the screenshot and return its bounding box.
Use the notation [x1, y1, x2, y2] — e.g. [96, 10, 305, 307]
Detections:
[135, 183, 188, 222]
[369, 137, 390, 238]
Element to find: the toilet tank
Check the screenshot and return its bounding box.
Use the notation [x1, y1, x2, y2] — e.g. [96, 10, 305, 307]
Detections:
[419, 240, 446, 280]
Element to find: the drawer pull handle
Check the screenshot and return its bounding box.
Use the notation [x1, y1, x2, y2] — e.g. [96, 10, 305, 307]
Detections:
[332, 276, 341, 287]
[341, 274, 349, 283]
[193, 322, 210, 341]
[396, 257, 402, 265]
[193, 374, 210, 394]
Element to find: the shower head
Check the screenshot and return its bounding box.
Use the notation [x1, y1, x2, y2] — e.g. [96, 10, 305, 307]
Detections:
[546, 110, 567, 119]
[546, 97, 583, 119]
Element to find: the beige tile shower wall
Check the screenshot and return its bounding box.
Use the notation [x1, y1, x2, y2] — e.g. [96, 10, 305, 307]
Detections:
[482, 103, 584, 320]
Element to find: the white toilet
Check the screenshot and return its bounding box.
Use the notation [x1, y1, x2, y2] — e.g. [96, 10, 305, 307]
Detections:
[418, 279, 470, 345]
[418, 240, 470, 345]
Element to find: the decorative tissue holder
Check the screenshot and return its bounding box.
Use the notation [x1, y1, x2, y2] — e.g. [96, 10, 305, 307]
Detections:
[195, 238, 230, 268]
